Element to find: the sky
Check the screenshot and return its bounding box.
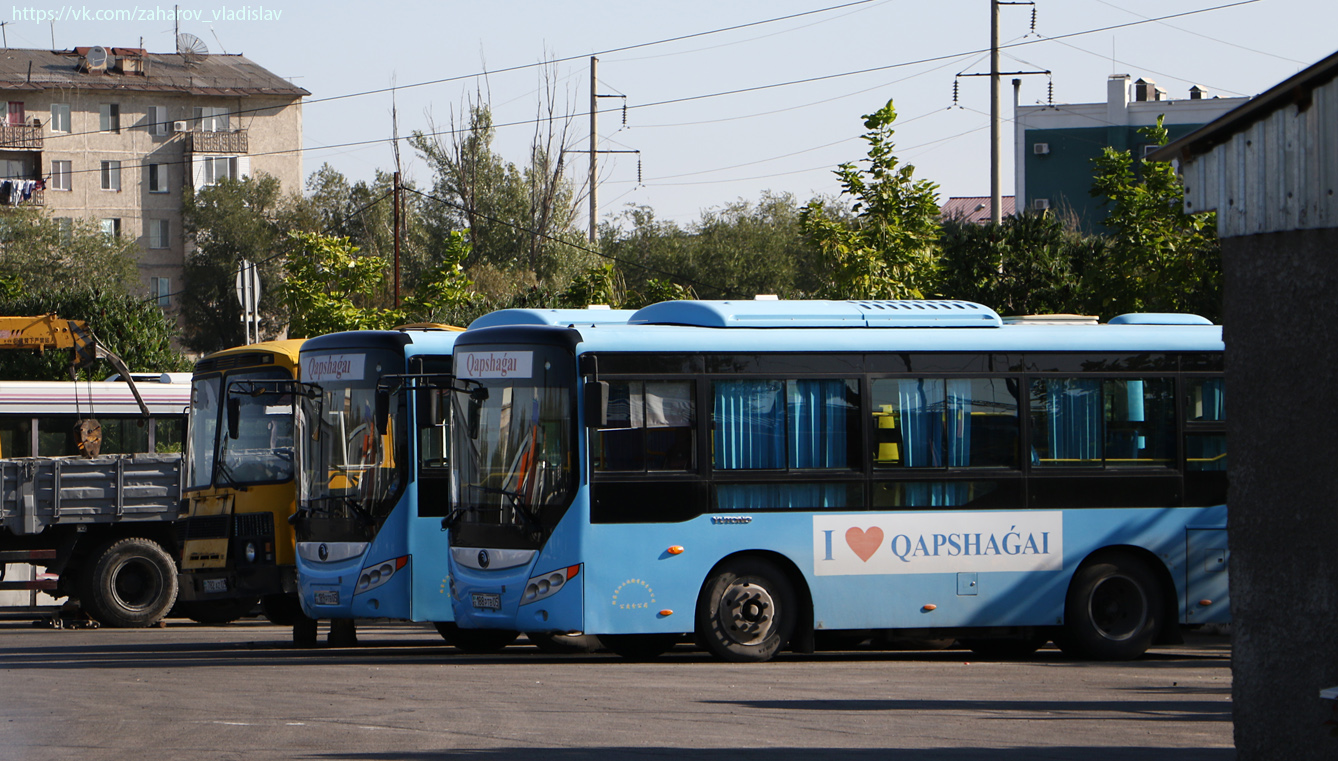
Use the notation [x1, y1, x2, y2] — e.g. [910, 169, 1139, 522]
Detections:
[5, 0, 1334, 231]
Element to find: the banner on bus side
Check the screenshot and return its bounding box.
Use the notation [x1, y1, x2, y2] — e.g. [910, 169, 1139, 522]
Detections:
[812, 512, 1063, 575]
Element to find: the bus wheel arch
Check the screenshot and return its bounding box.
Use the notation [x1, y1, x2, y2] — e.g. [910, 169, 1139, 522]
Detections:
[1056, 546, 1171, 660]
[695, 551, 810, 663]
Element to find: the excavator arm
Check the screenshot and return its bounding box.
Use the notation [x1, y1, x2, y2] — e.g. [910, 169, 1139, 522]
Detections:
[0, 315, 150, 416]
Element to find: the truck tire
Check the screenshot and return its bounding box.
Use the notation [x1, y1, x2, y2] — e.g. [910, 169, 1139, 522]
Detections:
[80, 537, 178, 628]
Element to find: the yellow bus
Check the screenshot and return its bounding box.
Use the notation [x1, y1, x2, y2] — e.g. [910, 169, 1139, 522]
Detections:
[175, 339, 306, 625]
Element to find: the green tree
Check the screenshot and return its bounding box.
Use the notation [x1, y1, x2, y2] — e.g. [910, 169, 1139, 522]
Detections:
[180, 174, 308, 353]
[1088, 116, 1221, 320]
[0, 287, 189, 380]
[0, 206, 139, 293]
[410, 101, 591, 296]
[935, 212, 1096, 316]
[800, 100, 941, 300]
[599, 193, 820, 301]
[282, 230, 476, 336]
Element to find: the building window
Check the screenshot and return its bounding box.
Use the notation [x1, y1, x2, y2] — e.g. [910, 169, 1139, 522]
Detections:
[148, 219, 169, 249]
[50, 104, 70, 133]
[50, 160, 71, 191]
[99, 103, 120, 133]
[55, 218, 72, 242]
[202, 156, 235, 186]
[100, 160, 121, 191]
[151, 277, 171, 308]
[4, 102, 25, 125]
[147, 163, 168, 193]
[193, 106, 229, 132]
[147, 105, 168, 136]
[100, 218, 121, 238]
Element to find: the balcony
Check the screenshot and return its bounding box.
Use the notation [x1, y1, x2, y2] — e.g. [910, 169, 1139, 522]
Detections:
[0, 123, 42, 150]
[0, 181, 43, 206]
[188, 129, 249, 154]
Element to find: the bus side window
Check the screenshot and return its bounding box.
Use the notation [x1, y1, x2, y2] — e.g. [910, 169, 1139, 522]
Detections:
[873, 378, 1019, 469]
[595, 381, 695, 473]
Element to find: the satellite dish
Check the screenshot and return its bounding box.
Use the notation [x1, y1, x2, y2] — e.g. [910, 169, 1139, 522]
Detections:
[177, 33, 207, 64]
[85, 45, 108, 70]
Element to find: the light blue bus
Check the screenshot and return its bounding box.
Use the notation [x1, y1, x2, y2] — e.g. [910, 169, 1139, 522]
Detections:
[293, 312, 631, 649]
[444, 300, 1227, 661]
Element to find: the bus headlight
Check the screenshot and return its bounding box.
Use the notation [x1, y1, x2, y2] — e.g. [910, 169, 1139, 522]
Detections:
[244, 542, 257, 563]
[521, 565, 581, 606]
[355, 555, 408, 595]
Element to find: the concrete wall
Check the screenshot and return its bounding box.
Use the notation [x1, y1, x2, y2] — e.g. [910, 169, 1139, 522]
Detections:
[1222, 226, 1338, 758]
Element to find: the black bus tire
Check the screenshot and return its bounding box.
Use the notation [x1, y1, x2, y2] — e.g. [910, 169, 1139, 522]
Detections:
[80, 537, 178, 628]
[1056, 553, 1163, 661]
[696, 557, 796, 663]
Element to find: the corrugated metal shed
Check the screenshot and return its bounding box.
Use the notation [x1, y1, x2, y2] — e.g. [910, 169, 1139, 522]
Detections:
[1150, 49, 1338, 239]
[0, 48, 308, 98]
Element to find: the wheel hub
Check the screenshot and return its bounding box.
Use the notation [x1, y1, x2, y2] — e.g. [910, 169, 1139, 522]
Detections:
[1088, 574, 1147, 641]
[720, 581, 775, 645]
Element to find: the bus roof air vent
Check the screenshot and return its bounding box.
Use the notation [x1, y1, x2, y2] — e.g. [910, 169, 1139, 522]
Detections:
[1106, 313, 1214, 326]
[469, 308, 636, 329]
[628, 299, 1002, 328]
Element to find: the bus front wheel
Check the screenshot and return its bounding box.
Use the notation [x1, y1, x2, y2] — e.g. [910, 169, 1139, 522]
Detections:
[1056, 553, 1162, 661]
[697, 557, 796, 663]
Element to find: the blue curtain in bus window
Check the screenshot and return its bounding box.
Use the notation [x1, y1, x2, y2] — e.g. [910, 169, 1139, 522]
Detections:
[944, 379, 973, 467]
[899, 481, 972, 507]
[713, 380, 785, 469]
[1190, 378, 1225, 421]
[787, 379, 851, 469]
[1038, 379, 1102, 466]
[897, 379, 944, 467]
[715, 482, 854, 510]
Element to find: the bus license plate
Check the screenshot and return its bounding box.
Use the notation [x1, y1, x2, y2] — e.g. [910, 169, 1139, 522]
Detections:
[472, 592, 502, 611]
[202, 578, 228, 594]
[314, 590, 340, 606]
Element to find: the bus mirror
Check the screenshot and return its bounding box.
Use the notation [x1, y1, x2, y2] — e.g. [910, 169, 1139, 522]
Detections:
[226, 397, 240, 439]
[585, 380, 609, 428]
[374, 389, 390, 435]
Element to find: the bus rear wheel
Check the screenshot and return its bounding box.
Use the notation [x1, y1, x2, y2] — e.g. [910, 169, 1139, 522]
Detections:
[79, 537, 178, 628]
[697, 557, 796, 663]
[1056, 553, 1162, 661]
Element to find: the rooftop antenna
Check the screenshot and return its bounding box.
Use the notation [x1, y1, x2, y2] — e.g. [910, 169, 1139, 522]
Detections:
[209, 26, 227, 54]
[177, 32, 207, 65]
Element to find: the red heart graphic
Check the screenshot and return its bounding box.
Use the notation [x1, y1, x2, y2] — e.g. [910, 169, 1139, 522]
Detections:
[845, 527, 884, 562]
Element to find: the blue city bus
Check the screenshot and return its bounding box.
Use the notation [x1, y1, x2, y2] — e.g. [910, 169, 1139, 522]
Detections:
[444, 300, 1228, 662]
[293, 311, 632, 649]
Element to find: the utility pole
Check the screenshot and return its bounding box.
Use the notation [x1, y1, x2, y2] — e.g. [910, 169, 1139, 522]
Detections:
[955, 2, 1044, 224]
[589, 56, 599, 244]
[393, 171, 401, 308]
[990, 0, 1001, 225]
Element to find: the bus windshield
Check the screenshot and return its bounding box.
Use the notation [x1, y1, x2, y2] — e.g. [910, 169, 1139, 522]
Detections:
[219, 372, 299, 485]
[450, 345, 576, 545]
[298, 350, 407, 533]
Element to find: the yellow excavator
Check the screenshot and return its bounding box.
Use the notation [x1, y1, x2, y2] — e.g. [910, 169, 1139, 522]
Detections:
[0, 315, 149, 454]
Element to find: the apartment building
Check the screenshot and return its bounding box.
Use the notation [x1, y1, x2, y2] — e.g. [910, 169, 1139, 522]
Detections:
[1014, 74, 1247, 231]
[0, 45, 306, 310]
